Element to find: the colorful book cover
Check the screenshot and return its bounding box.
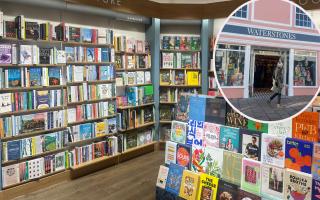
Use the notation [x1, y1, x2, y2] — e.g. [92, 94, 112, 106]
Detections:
[205, 97, 226, 125]
[187, 120, 204, 147]
[175, 92, 190, 122]
[48, 67, 61, 85]
[187, 71, 199, 86]
[171, 120, 187, 144]
[203, 122, 220, 148]
[165, 163, 184, 195]
[99, 66, 109, 80]
[36, 90, 49, 109]
[107, 118, 117, 134]
[0, 93, 12, 113]
[8, 68, 22, 87]
[219, 126, 240, 153]
[240, 129, 261, 161]
[28, 158, 43, 180]
[79, 123, 93, 140]
[312, 179, 320, 200]
[204, 147, 223, 178]
[268, 119, 292, 137]
[191, 145, 205, 173]
[160, 71, 171, 85]
[20, 45, 32, 64]
[0, 44, 12, 64]
[65, 47, 75, 62]
[189, 95, 206, 122]
[21, 138, 32, 158]
[7, 140, 21, 161]
[29, 67, 42, 86]
[292, 111, 319, 142]
[284, 169, 312, 200]
[225, 104, 248, 129]
[2, 164, 20, 187]
[222, 150, 243, 186]
[238, 189, 261, 200]
[216, 180, 239, 200]
[285, 137, 313, 174]
[43, 133, 57, 152]
[156, 165, 169, 189]
[176, 143, 192, 169]
[312, 143, 320, 180]
[261, 133, 285, 167]
[247, 120, 268, 133]
[125, 134, 137, 150]
[55, 152, 66, 171]
[197, 173, 219, 200]
[165, 141, 177, 165]
[81, 28, 92, 43]
[241, 158, 261, 196]
[261, 164, 284, 200]
[179, 170, 200, 200]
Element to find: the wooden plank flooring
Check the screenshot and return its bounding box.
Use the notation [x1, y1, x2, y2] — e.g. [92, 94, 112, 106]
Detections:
[13, 151, 164, 200]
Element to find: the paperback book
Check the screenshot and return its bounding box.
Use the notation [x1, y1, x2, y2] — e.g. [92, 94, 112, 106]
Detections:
[225, 104, 248, 128]
[261, 133, 285, 167]
[176, 143, 192, 169]
[187, 120, 204, 147]
[191, 145, 205, 173]
[222, 150, 243, 186]
[261, 164, 284, 199]
[240, 129, 261, 161]
[268, 119, 292, 137]
[313, 179, 320, 200]
[312, 143, 320, 180]
[216, 180, 239, 200]
[179, 170, 199, 200]
[241, 158, 261, 196]
[204, 147, 223, 178]
[156, 165, 169, 189]
[219, 126, 240, 153]
[171, 120, 187, 144]
[165, 141, 177, 165]
[238, 189, 261, 200]
[197, 173, 219, 200]
[284, 169, 312, 200]
[292, 111, 319, 142]
[165, 163, 184, 196]
[203, 122, 220, 148]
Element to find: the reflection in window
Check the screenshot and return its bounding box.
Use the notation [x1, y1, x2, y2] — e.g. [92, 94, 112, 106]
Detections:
[294, 50, 316, 86]
[295, 7, 312, 28]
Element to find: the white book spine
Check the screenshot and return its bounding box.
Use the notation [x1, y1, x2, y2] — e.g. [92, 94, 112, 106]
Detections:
[12, 44, 17, 64]
[111, 48, 115, 63]
[0, 11, 3, 37]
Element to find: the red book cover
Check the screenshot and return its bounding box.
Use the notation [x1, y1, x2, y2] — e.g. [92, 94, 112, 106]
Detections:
[92, 29, 97, 44]
[292, 112, 319, 142]
[94, 48, 98, 63]
[76, 105, 83, 121]
[15, 93, 19, 111]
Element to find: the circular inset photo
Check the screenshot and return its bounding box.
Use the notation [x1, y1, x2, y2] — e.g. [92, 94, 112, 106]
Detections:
[213, 0, 320, 122]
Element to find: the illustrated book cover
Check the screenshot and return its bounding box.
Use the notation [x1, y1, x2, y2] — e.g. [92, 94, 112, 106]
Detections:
[165, 163, 184, 196]
[216, 180, 239, 200]
[179, 170, 200, 200]
[203, 122, 220, 148]
[284, 168, 312, 200]
[261, 133, 285, 168]
[204, 147, 223, 178]
[261, 164, 284, 199]
[197, 173, 219, 200]
[219, 126, 240, 153]
[165, 141, 177, 165]
[171, 120, 187, 144]
[176, 143, 192, 170]
[222, 150, 243, 186]
[241, 158, 261, 196]
[292, 111, 319, 142]
[156, 165, 169, 189]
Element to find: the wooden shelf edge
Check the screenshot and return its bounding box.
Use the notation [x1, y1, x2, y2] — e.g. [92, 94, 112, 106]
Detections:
[0, 85, 66, 92]
[67, 114, 117, 126]
[67, 97, 116, 106]
[159, 120, 172, 124]
[70, 153, 120, 170]
[0, 106, 65, 117]
[118, 122, 155, 132]
[117, 102, 154, 110]
[67, 133, 118, 147]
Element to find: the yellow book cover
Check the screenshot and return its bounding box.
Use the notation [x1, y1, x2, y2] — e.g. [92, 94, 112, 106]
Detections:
[197, 173, 219, 200]
[187, 71, 199, 86]
[179, 170, 200, 200]
[95, 121, 106, 136]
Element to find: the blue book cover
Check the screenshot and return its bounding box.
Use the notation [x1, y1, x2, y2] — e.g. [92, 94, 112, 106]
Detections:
[29, 67, 42, 86]
[219, 126, 240, 153]
[176, 143, 191, 170]
[101, 48, 109, 62]
[109, 64, 115, 79]
[313, 179, 320, 200]
[99, 65, 109, 80]
[65, 47, 75, 62]
[107, 117, 117, 134]
[86, 48, 94, 62]
[186, 119, 204, 147]
[36, 90, 49, 109]
[285, 137, 313, 174]
[127, 87, 138, 106]
[165, 163, 184, 195]
[189, 95, 206, 122]
[7, 140, 21, 161]
[79, 123, 93, 140]
[8, 68, 21, 87]
[81, 28, 92, 43]
[48, 67, 61, 85]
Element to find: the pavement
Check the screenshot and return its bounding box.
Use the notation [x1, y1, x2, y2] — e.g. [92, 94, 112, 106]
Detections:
[230, 95, 314, 121]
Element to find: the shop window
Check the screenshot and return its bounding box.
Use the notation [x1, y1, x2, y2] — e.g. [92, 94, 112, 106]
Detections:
[215, 44, 245, 86]
[294, 50, 317, 86]
[295, 7, 312, 28]
[233, 5, 248, 19]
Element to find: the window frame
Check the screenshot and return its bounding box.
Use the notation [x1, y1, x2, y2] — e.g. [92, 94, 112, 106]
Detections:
[295, 7, 313, 29]
[232, 5, 249, 20]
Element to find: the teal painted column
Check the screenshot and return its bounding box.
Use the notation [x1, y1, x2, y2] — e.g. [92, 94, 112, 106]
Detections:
[201, 19, 213, 95]
[146, 18, 160, 140]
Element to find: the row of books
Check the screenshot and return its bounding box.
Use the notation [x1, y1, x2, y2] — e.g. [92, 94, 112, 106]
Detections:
[67, 83, 115, 103]
[160, 88, 198, 103]
[0, 110, 66, 138]
[161, 35, 201, 51]
[117, 107, 154, 131]
[2, 131, 66, 162]
[116, 85, 154, 107]
[162, 52, 201, 69]
[160, 70, 201, 86]
[0, 90, 65, 114]
[67, 101, 116, 123]
[114, 36, 148, 53]
[65, 46, 114, 63]
[115, 54, 151, 69]
[67, 65, 115, 83]
[115, 71, 151, 86]
[123, 129, 153, 151]
[68, 118, 117, 143]
[2, 151, 68, 188]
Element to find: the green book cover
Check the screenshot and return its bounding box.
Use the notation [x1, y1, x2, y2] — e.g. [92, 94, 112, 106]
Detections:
[247, 119, 268, 133]
[144, 85, 154, 96]
[222, 150, 243, 186]
[241, 158, 261, 196]
[44, 133, 57, 152]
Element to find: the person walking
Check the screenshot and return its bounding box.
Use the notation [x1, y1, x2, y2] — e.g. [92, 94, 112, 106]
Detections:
[268, 58, 284, 108]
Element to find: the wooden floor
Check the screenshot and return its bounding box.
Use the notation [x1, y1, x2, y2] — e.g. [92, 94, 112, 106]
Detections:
[14, 151, 164, 200]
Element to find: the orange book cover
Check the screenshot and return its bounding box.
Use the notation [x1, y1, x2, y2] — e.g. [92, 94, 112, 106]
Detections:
[292, 112, 319, 142]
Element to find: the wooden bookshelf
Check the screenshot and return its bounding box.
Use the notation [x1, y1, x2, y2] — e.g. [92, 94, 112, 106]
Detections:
[115, 51, 150, 55]
[116, 68, 151, 72]
[159, 85, 201, 88]
[118, 122, 155, 132]
[67, 133, 118, 147]
[67, 79, 115, 86]
[119, 141, 156, 162]
[70, 153, 120, 170]
[67, 114, 117, 126]
[160, 49, 201, 53]
[159, 101, 176, 105]
[0, 85, 66, 92]
[159, 120, 172, 124]
[117, 102, 154, 110]
[0, 105, 65, 117]
[66, 62, 114, 65]
[160, 68, 201, 71]
[119, 83, 152, 87]
[67, 97, 116, 106]
[0, 64, 65, 67]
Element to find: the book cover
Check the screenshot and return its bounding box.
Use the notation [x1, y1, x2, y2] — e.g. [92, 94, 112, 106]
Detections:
[312, 143, 320, 180]
[175, 71, 185, 85]
[292, 111, 319, 142]
[171, 120, 187, 144]
[81, 28, 92, 43]
[205, 97, 226, 125]
[247, 120, 268, 133]
[284, 169, 312, 200]
[268, 119, 292, 137]
[43, 133, 57, 152]
[125, 134, 137, 150]
[160, 71, 171, 85]
[241, 158, 261, 196]
[39, 48, 51, 64]
[240, 129, 261, 161]
[0, 44, 12, 64]
[179, 170, 199, 200]
[176, 143, 192, 169]
[187, 120, 204, 147]
[165, 141, 177, 165]
[261, 133, 285, 167]
[48, 68, 61, 85]
[219, 126, 240, 153]
[21, 138, 32, 158]
[99, 65, 109, 80]
[69, 27, 81, 42]
[21, 113, 46, 132]
[222, 150, 243, 186]
[2, 164, 20, 187]
[36, 90, 49, 109]
[216, 180, 239, 200]
[55, 152, 65, 171]
[0, 93, 12, 113]
[191, 145, 205, 173]
[204, 147, 223, 178]
[79, 123, 92, 140]
[7, 140, 21, 161]
[181, 53, 192, 68]
[189, 95, 206, 122]
[20, 45, 32, 64]
[165, 163, 184, 195]
[238, 189, 261, 200]
[29, 67, 42, 86]
[28, 158, 43, 179]
[203, 122, 220, 148]
[87, 48, 94, 62]
[65, 47, 75, 62]
[156, 165, 169, 189]
[107, 118, 117, 134]
[225, 104, 248, 128]
[261, 164, 284, 199]
[25, 21, 39, 40]
[8, 68, 22, 87]
[313, 179, 320, 200]
[5, 21, 16, 38]
[285, 137, 313, 174]
[197, 173, 219, 200]
[187, 71, 199, 86]
[175, 92, 190, 122]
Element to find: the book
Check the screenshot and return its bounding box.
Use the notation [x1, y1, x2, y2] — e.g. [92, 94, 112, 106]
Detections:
[191, 145, 205, 173]
[240, 129, 261, 161]
[205, 97, 226, 125]
[165, 163, 184, 195]
[219, 126, 240, 153]
[189, 95, 206, 122]
[29, 67, 42, 86]
[204, 147, 223, 178]
[175, 92, 190, 122]
[7, 140, 21, 161]
[284, 169, 312, 200]
[8, 68, 22, 87]
[285, 137, 313, 174]
[179, 170, 199, 200]
[225, 104, 248, 128]
[187, 120, 204, 147]
[20, 45, 32, 64]
[292, 111, 319, 142]
[268, 119, 292, 137]
[43, 133, 57, 152]
[313, 179, 320, 200]
[48, 68, 61, 85]
[165, 141, 177, 165]
[0, 44, 12, 64]
[21, 138, 32, 158]
[176, 143, 192, 169]
[0, 93, 12, 113]
[216, 180, 239, 200]
[25, 21, 39, 40]
[171, 120, 187, 144]
[197, 173, 219, 200]
[222, 150, 243, 186]
[238, 189, 261, 200]
[156, 165, 169, 189]
[261, 133, 285, 167]
[312, 143, 320, 180]
[187, 71, 199, 86]
[261, 164, 284, 199]
[247, 120, 268, 133]
[79, 123, 93, 140]
[2, 164, 20, 187]
[28, 158, 43, 179]
[203, 122, 220, 148]
[241, 158, 261, 196]
[160, 71, 171, 85]
[36, 90, 49, 109]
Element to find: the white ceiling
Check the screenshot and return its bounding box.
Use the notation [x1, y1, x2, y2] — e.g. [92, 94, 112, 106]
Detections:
[150, 0, 230, 4]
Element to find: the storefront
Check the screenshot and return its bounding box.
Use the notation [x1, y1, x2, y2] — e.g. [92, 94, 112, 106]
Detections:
[215, 0, 320, 98]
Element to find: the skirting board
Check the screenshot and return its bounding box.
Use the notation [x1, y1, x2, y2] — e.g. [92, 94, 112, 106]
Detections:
[119, 142, 156, 163]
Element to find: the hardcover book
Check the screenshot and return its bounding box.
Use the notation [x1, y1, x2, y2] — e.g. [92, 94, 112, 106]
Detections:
[2, 164, 20, 187]
[0, 44, 12, 64]
[156, 165, 169, 189]
[7, 140, 21, 161]
[186, 71, 199, 86]
[165, 163, 184, 195]
[197, 173, 219, 200]
[187, 120, 204, 147]
[225, 104, 248, 128]
[5, 21, 16, 38]
[43, 133, 57, 152]
[203, 122, 220, 148]
[25, 21, 39, 40]
[21, 138, 32, 158]
[8, 68, 22, 87]
[175, 92, 190, 122]
[20, 45, 32, 64]
[125, 134, 137, 150]
[39, 48, 51, 64]
[222, 150, 243, 186]
[36, 90, 49, 109]
[176, 143, 191, 169]
[191, 145, 205, 173]
[241, 158, 261, 196]
[160, 71, 171, 85]
[285, 137, 313, 174]
[165, 141, 177, 165]
[261, 133, 285, 167]
[240, 129, 261, 161]
[261, 164, 284, 199]
[81, 28, 93, 43]
[171, 120, 187, 144]
[79, 123, 93, 140]
[284, 169, 312, 200]
[216, 180, 239, 200]
[292, 111, 319, 142]
[48, 68, 61, 85]
[69, 27, 81, 42]
[205, 97, 226, 125]
[179, 170, 199, 200]
[0, 93, 12, 113]
[247, 120, 268, 133]
[204, 147, 223, 178]
[268, 119, 292, 137]
[28, 158, 43, 179]
[312, 143, 320, 180]
[29, 67, 42, 86]
[108, 117, 117, 133]
[219, 126, 240, 153]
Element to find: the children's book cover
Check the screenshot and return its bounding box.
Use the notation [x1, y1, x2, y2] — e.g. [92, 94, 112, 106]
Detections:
[175, 92, 190, 122]
[176, 143, 192, 170]
[165, 163, 184, 196]
[241, 158, 261, 196]
[225, 104, 248, 129]
[48, 67, 61, 85]
[79, 123, 93, 140]
[261, 164, 284, 199]
[156, 165, 169, 189]
[197, 173, 219, 200]
[179, 170, 200, 200]
[203, 122, 220, 148]
[171, 120, 187, 144]
[292, 111, 319, 142]
[285, 137, 313, 174]
[268, 119, 292, 137]
[219, 126, 240, 153]
[240, 129, 261, 161]
[191, 145, 205, 173]
[165, 141, 177, 165]
[312, 143, 320, 180]
[238, 189, 261, 200]
[187, 120, 204, 147]
[204, 147, 223, 178]
[36, 90, 49, 109]
[216, 179, 239, 200]
[284, 169, 312, 200]
[312, 179, 320, 200]
[222, 150, 243, 186]
[29, 67, 42, 86]
[261, 133, 285, 167]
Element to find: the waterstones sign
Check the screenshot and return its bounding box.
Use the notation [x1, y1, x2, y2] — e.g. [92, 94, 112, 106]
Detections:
[222, 24, 320, 43]
[97, 0, 121, 6]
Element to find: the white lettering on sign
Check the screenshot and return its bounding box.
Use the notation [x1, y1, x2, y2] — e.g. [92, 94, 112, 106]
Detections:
[97, 0, 121, 6]
[247, 27, 296, 40]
